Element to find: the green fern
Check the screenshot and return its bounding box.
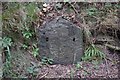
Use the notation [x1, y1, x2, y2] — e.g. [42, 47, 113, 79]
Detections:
[82, 44, 105, 61]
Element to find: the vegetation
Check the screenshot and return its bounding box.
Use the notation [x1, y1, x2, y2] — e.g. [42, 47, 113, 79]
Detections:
[41, 57, 53, 65]
[2, 36, 13, 77]
[1, 2, 119, 78]
[2, 2, 40, 77]
[82, 44, 105, 61]
[2, 36, 12, 58]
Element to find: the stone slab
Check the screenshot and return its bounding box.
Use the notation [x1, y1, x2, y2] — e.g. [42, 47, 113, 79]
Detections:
[38, 17, 83, 64]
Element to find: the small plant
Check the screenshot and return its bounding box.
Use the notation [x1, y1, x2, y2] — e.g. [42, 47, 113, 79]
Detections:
[31, 44, 39, 57]
[27, 66, 35, 74]
[22, 30, 33, 39]
[86, 7, 98, 16]
[2, 37, 13, 48]
[105, 3, 112, 8]
[27, 66, 37, 77]
[21, 43, 29, 50]
[2, 37, 13, 59]
[76, 62, 82, 69]
[82, 44, 105, 61]
[41, 57, 53, 65]
[3, 60, 13, 77]
[115, 4, 120, 8]
[92, 60, 100, 70]
[75, 62, 91, 77]
[2, 37, 14, 77]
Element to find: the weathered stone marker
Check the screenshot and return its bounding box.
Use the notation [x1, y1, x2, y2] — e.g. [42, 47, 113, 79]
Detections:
[38, 17, 83, 64]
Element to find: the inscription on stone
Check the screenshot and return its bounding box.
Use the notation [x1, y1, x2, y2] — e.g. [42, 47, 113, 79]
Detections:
[38, 17, 83, 64]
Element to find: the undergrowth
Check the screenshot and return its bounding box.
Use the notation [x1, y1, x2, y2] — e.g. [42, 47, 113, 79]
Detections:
[82, 44, 105, 61]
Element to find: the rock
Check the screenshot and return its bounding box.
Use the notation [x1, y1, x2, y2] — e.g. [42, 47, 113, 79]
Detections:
[38, 17, 83, 64]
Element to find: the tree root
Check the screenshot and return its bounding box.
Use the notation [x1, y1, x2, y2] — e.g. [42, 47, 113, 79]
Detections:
[105, 44, 120, 51]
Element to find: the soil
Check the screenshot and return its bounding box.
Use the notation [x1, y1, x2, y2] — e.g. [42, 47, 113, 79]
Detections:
[5, 44, 119, 78]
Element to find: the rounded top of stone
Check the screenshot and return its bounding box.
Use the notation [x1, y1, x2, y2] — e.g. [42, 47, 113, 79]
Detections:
[40, 16, 79, 30]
